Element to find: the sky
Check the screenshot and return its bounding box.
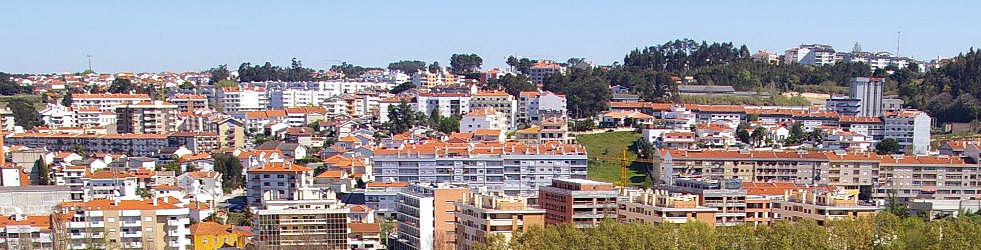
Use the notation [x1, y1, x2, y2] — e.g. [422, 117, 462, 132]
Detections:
[2, 0, 980, 73]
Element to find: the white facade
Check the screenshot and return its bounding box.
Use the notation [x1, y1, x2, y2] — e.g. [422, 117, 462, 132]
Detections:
[883, 110, 932, 154]
[459, 108, 507, 133]
[71, 93, 151, 113]
[218, 87, 269, 113]
[38, 104, 77, 128]
[784, 44, 837, 66]
[518, 91, 567, 124]
[416, 93, 472, 118]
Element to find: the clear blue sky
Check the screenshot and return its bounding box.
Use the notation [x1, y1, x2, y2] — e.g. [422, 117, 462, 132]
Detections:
[2, 0, 980, 73]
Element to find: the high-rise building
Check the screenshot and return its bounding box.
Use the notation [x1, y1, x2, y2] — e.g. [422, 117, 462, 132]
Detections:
[538, 179, 618, 227]
[115, 100, 181, 134]
[453, 192, 545, 250]
[395, 183, 469, 250]
[783, 44, 837, 66]
[849, 77, 884, 117]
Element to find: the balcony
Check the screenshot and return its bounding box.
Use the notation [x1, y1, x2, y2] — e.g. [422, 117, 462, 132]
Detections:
[120, 220, 141, 227]
[120, 231, 143, 238]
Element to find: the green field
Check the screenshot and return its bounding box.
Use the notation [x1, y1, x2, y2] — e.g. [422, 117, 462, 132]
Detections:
[576, 131, 649, 186]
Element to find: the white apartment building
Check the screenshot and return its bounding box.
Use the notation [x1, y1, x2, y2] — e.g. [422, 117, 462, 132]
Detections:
[53, 198, 191, 250]
[245, 162, 313, 206]
[459, 107, 507, 133]
[470, 91, 518, 129]
[38, 104, 78, 128]
[71, 93, 151, 113]
[784, 44, 837, 66]
[75, 107, 117, 128]
[218, 87, 268, 113]
[842, 51, 913, 70]
[81, 170, 140, 201]
[395, 183, 469, 250]
[378, 97, 415, 124]
[373, 142, 588, 197]
[416, 92, 472, 118]
[883, 110, 932, 154]
[176, 171, 224, 205]
[518, 90, 567, 125]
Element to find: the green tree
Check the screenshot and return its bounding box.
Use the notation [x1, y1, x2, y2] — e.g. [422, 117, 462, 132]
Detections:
[436, 115, 460, 134]
[108, 78, 136, 93]
[387, 100, 417, 134]
[61, 90, 73, 106]
[390, 81, 415, 94]
[484, 74, 536, 97]
[388, 60, 427, 74]
[179, 81, 195, 90]
[751, 126, 767, 147]
[876, 138, 902, 155]
[449, 54, 483, 74]
[214, 79, 237, 88]
[8, 99, 41, 129]
[213, 153, 245, 192]
[428, 61, 441, 73]
[207, 64, 230, 83]
[736, 123, 752, 144]
[33, 157, 50, 185]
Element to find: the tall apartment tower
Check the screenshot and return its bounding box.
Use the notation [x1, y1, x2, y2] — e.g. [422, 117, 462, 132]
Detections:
[849, 77, 884, 117]
[394, 183, 469, 250]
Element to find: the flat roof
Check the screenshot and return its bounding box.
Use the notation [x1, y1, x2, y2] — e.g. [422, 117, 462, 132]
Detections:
[555, 178, 611, 185]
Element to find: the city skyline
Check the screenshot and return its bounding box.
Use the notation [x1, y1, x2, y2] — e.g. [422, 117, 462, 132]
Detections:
[2, 0, 980, 73]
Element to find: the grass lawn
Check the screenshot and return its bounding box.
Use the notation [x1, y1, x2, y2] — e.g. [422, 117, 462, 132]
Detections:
[576, 131, 649, 186]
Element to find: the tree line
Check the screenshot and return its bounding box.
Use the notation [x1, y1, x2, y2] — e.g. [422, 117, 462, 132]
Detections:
[235, 58, 318, 82]
[474, 212, 981, 250]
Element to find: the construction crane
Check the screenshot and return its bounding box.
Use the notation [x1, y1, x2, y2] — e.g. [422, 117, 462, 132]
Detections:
[591, 149, 662, 189]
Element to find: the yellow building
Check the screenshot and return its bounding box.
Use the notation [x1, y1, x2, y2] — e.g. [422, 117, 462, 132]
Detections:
[189, 221, 252, 250]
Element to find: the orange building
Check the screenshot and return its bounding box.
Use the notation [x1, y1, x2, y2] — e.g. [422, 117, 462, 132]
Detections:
[538, 179, 618, 227]
[189, 221, 252, 250]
